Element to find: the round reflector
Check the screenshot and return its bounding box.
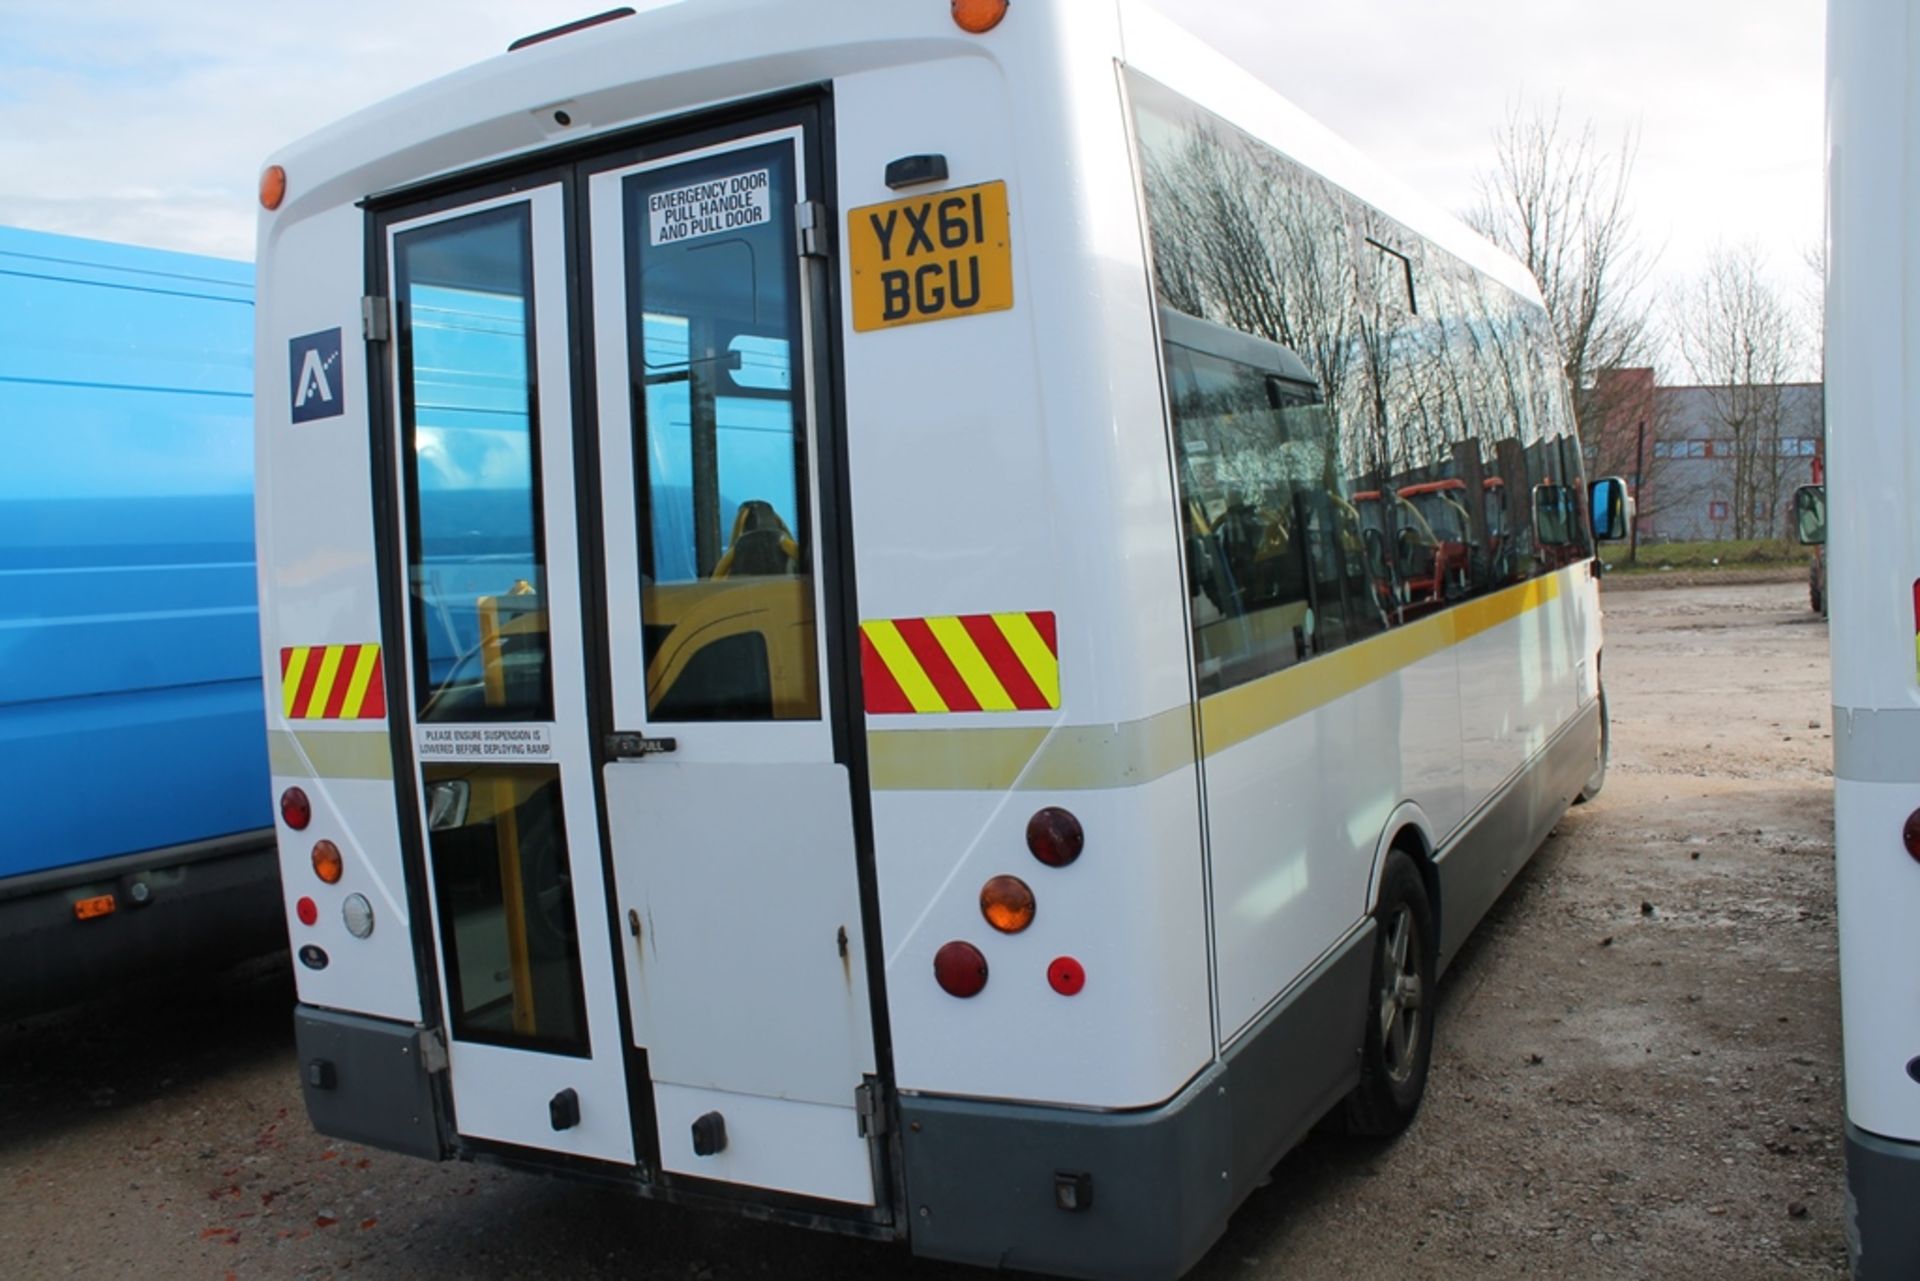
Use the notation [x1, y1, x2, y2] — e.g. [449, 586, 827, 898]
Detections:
[280, 786, 311, 831]
[342, 893, 375, 940]
[1026, 807, 1084, 867]
[934, 940, 989, 998]
[312, 840, 343, 885]
[980, 875, 1036, 933]
[295, 896, 318, 927]
[1048, 955, 1086, 996]
[1903, 809, 1920, 863]
[259, 165, 287, 211]
[951, 0, 1009, 34]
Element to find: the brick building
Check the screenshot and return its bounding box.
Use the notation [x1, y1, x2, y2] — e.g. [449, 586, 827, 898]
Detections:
[1585, 368, 1823, 542]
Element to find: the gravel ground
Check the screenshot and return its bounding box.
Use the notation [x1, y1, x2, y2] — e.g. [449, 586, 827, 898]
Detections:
[0, 581, 1842, 1280]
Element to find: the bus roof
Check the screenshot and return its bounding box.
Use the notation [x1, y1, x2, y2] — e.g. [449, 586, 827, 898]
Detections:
[257, 1, 1548, 317]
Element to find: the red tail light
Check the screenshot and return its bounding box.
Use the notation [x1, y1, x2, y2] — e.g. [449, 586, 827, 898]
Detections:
[1026, 807, 1084, 867]
[280, 786, 312, 830]
[1902, 809, 1920, 864]
[295, 896, 318, 927]
[934, 941, 989, 998]
[1048, 956, 1086, 996]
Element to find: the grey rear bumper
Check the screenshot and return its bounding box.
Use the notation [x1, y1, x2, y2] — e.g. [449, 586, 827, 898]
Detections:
[1847, 1122, 1920, 1279]
[899, 924, 1372, 1280]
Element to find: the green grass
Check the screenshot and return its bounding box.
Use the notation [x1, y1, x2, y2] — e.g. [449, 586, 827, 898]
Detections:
[1604, 537, 1814, 575]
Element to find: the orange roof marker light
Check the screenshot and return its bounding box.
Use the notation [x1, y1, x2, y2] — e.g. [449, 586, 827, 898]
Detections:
[259, 165, 287, 211]
[952, 0, 1009, 35]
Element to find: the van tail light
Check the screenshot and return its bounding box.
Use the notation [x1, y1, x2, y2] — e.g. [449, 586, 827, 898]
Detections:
[1027, 807, 1083, 867]
[281, 786, 311, 831]
[934, 941, 988, 997]
[1902, 809, 1920, 864]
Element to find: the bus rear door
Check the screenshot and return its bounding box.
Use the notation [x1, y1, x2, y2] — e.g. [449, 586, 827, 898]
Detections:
[585, 116, 881, 1209]
[379, 104, 879, 1208]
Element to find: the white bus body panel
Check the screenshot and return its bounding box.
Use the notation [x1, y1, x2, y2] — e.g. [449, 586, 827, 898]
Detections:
[256, 197, 421, 1024]
[1827, 0, 1920, 1146]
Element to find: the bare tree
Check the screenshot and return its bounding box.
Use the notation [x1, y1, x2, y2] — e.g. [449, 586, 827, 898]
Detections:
[1467, 99, 1654, 438]
[1671, 243, 1809, 539]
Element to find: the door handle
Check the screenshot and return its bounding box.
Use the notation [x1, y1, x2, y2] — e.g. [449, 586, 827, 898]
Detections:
[604, 732, 676, 760]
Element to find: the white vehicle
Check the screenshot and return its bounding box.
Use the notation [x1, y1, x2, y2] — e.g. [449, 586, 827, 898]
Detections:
[1822, 4, 1920, 1276]
[254, 3, 1622, 1276]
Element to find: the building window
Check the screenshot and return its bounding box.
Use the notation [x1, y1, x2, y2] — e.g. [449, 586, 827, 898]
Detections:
[1708, 500, 1729, 521]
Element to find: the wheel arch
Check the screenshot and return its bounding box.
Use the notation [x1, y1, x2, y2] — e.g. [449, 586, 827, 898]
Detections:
[1365, 802, 1441, 942]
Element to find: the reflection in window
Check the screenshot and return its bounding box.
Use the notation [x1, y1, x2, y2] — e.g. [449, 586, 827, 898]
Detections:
[1129, 66, 1593, 660]
[624, 145, 820, 721]
[396, 206, 551, 722]
[1165, 312, 1386, 695]
[426, 764, 588, 1057]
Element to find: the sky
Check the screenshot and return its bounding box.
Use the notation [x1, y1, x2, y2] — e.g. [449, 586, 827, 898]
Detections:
[0, 0, 1825, 370]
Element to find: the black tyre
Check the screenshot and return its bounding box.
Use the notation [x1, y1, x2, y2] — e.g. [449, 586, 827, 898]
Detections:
[1341, 850, 1436, 1137]
[1577, 687, 1609, 803]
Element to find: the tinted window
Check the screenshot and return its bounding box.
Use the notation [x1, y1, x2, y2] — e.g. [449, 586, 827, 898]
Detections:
[1129, 68, 1588, 662]
[395, 206, 550, 722]
[425, 764, 589, 1057]
[623, 143, 820, 722]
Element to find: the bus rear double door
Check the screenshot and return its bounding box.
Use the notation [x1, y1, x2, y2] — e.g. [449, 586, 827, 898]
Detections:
[379, 106, 881, 1208]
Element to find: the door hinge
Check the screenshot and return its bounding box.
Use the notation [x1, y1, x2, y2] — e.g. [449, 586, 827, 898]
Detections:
[416, 1027, 448, 1074]
[796, 200, 830, 259]
[361, 295, 390, 342]
[855, 1079, 889, 1138]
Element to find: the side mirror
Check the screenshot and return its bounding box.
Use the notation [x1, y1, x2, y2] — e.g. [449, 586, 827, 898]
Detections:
[1794, 484, 1826, 546]
[1589, 476, 1631, 542]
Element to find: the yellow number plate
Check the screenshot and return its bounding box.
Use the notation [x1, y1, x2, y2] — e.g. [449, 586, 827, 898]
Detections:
[847, 180, 1013, 332]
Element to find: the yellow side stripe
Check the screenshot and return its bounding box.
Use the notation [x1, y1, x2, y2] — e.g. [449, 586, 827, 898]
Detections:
[869, 567, 1573, 790]
[1202, 574, 1560, 756]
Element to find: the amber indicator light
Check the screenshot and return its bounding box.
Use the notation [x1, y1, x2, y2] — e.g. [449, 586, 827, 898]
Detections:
[1027, 806, 1084, 867]
[934, 940, 989, 997]
[73, 894, 116, 922]
[980, 875, 1036, 933]
[259, 165, 287, 211]
[952, 0, 1009, 34]
[312, 839, 344, 885]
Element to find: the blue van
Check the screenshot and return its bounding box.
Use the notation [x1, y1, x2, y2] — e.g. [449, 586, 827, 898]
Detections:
[0, 226, 280, 1012]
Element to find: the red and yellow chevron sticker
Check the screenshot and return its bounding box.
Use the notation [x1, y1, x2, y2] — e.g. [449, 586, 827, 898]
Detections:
[281, 644, 387, 721]
[860, 611, 1058, 714]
